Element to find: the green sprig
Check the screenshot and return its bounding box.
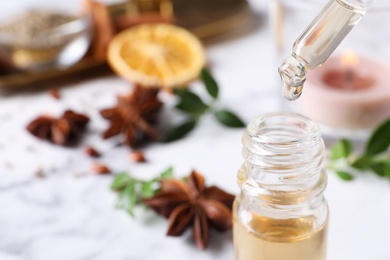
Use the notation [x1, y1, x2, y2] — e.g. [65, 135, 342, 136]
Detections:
[328, 118, 390, 182]
[163, 68, 245, 142]
[201, 68, 219, 99]
[111, 167, 174, 216]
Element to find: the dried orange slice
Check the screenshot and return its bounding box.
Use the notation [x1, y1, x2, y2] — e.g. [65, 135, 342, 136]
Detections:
[107, 23, 206, 88]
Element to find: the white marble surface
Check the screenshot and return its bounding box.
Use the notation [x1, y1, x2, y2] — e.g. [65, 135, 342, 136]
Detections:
[1, 1, 390, 260]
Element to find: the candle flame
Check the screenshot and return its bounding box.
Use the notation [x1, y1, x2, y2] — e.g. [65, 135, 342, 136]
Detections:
[340, 49, 359, 70]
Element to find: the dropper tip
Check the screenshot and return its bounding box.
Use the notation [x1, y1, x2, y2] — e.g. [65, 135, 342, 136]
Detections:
[278, 56, 308, 101]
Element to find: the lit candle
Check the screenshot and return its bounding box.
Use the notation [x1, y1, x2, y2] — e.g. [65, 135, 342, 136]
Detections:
[298, 51, 390, 130]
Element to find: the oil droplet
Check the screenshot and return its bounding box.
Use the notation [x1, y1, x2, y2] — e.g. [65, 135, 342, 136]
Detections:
[278, 56, 308, 101]
[282, 83, 303, 101]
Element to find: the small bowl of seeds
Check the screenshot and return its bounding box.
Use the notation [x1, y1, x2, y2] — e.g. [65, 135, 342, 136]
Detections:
[0, 1, 92, 72]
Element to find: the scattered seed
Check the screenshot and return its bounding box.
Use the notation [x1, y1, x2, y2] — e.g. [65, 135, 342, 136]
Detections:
[35, 168, 46, 178]
[85, 146, 101, 157]
[91, 163, 110, 174]
[49, 89, 61, 100]
[129, 150, 146, 163]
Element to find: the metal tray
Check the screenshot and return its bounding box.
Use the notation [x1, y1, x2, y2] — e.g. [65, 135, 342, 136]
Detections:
[0, 0, 252, 89]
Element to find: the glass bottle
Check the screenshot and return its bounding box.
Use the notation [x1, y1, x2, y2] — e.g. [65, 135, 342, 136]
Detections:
[278, 0, 376, 101]
[233, 112, 328, 260]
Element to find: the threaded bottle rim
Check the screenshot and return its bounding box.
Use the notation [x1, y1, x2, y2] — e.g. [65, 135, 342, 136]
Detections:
[241, 112, 326, 195]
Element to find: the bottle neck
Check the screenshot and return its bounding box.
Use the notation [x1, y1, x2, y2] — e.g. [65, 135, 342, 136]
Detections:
[238, 112, 327, 212]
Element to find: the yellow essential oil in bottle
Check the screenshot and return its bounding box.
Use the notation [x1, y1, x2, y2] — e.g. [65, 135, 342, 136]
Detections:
[233, 112, 328, 260]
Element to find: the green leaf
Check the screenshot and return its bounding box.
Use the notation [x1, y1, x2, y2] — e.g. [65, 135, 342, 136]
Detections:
[115, 183, 137, 217]
[111, 173, 133, 191]
[351, 155, 371, 170]
[160, 167, 174, 179]
[140, 181, 155, 198]
[174, 89, 208, 114]
[163, 119, 197, 142]
[365, 118, 390, 156]
[214, 110, 245, 128]
[369, 163, 390, 177]
[111, 168, 177, 218]
[330, 139, 353, 160]
[124, 184, 137, 216]
[386, 170, 390, 181]
[336, 171, 354, 181]
[201, 68, 219, 99]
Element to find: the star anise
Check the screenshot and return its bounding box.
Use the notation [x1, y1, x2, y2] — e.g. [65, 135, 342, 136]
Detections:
[100, 85, 163, 147]
[144, 171, 235, 249]
[26, 110, 90, 145]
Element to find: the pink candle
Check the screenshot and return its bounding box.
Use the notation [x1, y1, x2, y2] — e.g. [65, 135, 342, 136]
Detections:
[299, 52, 390, 129]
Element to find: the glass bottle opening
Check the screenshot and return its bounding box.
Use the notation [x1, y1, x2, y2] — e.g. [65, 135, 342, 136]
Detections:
[241, 112, 326, 197]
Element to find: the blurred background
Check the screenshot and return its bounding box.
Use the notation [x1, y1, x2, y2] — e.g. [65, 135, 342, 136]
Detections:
[0, 0, 389, 260]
